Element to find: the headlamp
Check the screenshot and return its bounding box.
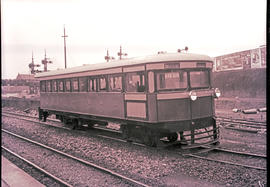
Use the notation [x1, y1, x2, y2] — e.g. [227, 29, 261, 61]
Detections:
[214, 88, 221, 98]
[189, 91, 197, 101]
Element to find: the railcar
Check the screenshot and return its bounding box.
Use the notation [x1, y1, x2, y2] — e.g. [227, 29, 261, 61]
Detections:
[35, 52, 221, 147]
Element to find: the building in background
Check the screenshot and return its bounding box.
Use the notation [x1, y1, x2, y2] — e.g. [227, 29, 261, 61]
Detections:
[16, 73, 35, 81]
[213, 45, 266, 71]
[2, 73, 40, 98]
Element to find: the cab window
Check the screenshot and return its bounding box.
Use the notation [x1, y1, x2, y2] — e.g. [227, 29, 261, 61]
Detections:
[156, 70, 187, 91]
[189, 70, 210, 88]
[125, 72, 145, 92]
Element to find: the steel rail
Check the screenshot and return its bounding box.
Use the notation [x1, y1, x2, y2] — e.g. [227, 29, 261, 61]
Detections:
[2, 110, 61, 124]
[2, 129, 150, 187]
[2, 111, 121, 134]
[183, 153, 266, 171]
[2, 146, 73, 187]
[216, 117, 266, 126]
[201, 146, 267, 158]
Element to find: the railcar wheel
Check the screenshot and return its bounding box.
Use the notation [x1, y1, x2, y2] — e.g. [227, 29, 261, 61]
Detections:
[151, 132, 161, 147]
[143, 135, 153, 146]
[63, 117, 69, 125]
[87, 122, 95, 128]
[71, 119, 79, 130]
[121, 125, 129, 140]
[143, 128, 160, 147]
[167, 132, 178, 142]
[59, 116, 64, 123]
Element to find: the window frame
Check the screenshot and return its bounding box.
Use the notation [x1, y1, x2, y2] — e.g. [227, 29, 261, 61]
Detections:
[65, 79, 71, 92]
[79, 77, 88, 92]
[188, 69, 211, 89]
[98, 75, 108, 92]
[88, 77, 97, 92]
[125, 71, 146, 93]
[46, 80, 52, 92]
[52, 80, 58, 92]
[40, 80, 46, 92]
[72, 78, 79, 92]
[58, 80, 64, 92]
[155, 69, 188, 92]
[108, 74, 123, 92]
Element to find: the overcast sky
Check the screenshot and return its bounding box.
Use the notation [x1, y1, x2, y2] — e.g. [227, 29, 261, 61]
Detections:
[1, 0, 266, 79]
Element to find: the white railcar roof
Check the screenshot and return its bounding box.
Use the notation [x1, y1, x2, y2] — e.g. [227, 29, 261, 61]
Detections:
[35, 52, 213, 78]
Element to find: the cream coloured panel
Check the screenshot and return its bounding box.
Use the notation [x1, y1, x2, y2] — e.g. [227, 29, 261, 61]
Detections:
[148, 71, 155, 93]
[126, 102, 146, 118]
[123, 66, 145, 73]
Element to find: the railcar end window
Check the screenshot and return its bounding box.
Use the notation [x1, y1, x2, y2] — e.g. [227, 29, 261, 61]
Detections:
[156, 70, 187, 91]
[79, 77, 87, 92]
[52, 80, 58, 92]
[99, 76, 107, 91]
[109, 75, 122, 92]
[125, 72, 145, 92]
[88, 78, 97, 92]
[72, 78, 79, 92]
[58, 80, 64, 92]
[40, 81, 46, 92]
[65, 80, 71, 92]
[46, 80, 52, 92]
[189, 70, 210, 88]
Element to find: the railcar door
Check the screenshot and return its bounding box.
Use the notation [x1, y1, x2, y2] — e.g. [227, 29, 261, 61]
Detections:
[124, 70, 148, 120]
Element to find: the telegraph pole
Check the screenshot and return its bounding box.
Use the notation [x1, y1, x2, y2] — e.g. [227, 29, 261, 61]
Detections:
[62, 25, 68, 69]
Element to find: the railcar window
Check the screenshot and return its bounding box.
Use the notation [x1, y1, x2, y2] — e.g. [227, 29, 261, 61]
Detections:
[58, 80, 64, 92]
[156, 71, 187, 91]
[79, 77, 87, 92]
[65, 80, 71, 92]
[52, 80, 58, 92]
[40, 81, 46, 92]
[189, 70, 210, 88]
[46, 80, 52, 92]
[72, 78, 79, 92]
[88, 78, 97, 92]
[109, 75, 122, 92]
[125, 72, 145, 92]
[99, 76, 107, 91]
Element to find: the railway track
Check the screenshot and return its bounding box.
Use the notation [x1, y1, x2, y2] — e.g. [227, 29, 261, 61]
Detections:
[4, 110, 266, 135]
[216, 116, 266, 133]
[2, 146, 73, 187]
[182, 147, 266, 171]
[2, 110, 121, 134]
[2, 129, 150, 187]
[3, 110, 265, 150]
[3, 111, 266, 172]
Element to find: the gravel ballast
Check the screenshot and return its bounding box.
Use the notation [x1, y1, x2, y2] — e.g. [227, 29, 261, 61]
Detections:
[2, 132, 130, 187]
[2, 115, 267, 186]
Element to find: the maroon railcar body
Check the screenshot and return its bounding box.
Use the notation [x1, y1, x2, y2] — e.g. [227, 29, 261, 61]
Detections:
[36, 52, 220, 147]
